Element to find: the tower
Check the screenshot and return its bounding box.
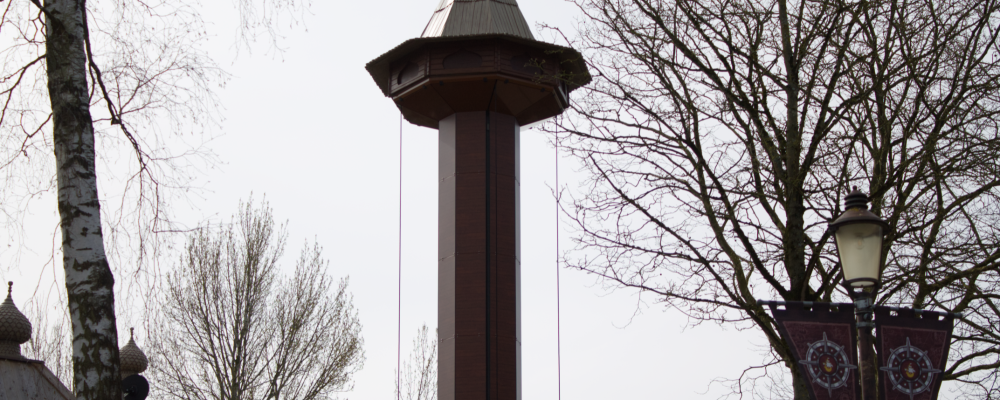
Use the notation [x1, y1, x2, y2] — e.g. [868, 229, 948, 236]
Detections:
[366, 1, 589, 399]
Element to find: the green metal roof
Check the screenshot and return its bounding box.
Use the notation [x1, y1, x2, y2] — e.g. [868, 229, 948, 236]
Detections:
[422, 0, 534, 40]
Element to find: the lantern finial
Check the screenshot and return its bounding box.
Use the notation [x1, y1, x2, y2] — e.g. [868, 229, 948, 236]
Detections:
[844, 187, 869, 210]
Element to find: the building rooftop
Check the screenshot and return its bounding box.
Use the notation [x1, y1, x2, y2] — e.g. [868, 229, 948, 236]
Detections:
[0, 358, 75, 400]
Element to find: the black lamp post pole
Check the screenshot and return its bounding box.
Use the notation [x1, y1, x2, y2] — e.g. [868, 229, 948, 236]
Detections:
[849, 286, 877, 400]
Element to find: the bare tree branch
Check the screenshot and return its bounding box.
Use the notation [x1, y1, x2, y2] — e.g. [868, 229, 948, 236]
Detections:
[548, 0, 1000, 398]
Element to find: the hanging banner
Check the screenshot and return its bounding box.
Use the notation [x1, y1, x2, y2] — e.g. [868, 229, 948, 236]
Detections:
[874, 307, 955, 400]
[765, 301, 860, 400]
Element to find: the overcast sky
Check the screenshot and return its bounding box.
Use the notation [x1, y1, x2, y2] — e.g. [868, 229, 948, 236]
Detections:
[157, 1, 765, 397]
[4, 0, 964, 399]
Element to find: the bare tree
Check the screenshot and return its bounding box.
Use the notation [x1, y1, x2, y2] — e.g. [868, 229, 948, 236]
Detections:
[22, 301, 73, 390]
[396, 324, 437, 400]
[0, 1, 308, 398]
[547, 0, 1000, 398]
[152, 199, 364, 400]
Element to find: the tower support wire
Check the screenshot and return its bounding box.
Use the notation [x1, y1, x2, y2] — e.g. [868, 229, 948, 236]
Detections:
[555, 130, 562, 400]
[397, 113, 403, 400]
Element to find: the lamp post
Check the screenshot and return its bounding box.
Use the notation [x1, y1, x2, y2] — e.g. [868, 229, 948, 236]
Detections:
[829, 188, 890, 400]
[768, 188, 952, 400]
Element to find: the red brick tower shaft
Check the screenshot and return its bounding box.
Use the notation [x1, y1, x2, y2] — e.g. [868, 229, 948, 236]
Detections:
[438, 111, 519, 400]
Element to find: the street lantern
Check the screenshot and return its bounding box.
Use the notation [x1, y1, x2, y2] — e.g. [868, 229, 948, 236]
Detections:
[828, 187, 891, 400]
[766, 185, 956, 400]
[830, 188, 889, 288]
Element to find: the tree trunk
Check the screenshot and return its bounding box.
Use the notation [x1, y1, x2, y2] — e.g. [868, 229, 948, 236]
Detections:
[44, 0, 121, 398]
[790, 366, 811, 400]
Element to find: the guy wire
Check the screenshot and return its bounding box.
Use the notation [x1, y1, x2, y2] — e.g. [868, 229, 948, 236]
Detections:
[397, 112, 403, 400]
[556, 116, 562, 400]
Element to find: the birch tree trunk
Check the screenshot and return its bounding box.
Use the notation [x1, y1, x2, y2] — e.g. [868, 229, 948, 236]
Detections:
[44, 0, 121, 398]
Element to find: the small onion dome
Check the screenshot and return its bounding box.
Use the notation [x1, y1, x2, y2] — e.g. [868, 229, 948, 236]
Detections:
[120, 328, 148, 377]
[0, 281, 32, 359]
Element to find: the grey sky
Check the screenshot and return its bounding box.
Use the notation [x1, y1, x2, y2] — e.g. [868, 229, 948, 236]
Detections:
[8, 0, 948, 398]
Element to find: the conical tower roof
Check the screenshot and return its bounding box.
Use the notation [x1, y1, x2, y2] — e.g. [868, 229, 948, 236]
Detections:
[422, 0, 534, 39]
[0, 282, 32, 359]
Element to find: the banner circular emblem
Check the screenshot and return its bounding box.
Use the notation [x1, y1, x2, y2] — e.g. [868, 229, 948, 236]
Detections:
[880, 338, 941, 399]
[799, 332, 857, 396]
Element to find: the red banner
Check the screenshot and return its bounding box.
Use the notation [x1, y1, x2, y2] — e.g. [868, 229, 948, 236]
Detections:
[874, 307, 955, 400]
[767, 302, 861, 400]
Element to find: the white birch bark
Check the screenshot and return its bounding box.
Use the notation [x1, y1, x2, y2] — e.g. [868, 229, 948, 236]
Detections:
[43, 0, 121, 398]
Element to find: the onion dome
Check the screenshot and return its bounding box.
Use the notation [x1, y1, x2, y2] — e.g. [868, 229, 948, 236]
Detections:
[0, 281, 32, 359]
[120, 328, 148, 377]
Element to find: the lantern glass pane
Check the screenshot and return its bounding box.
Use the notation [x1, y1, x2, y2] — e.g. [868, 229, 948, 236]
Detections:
[835, 222, 883, 286]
